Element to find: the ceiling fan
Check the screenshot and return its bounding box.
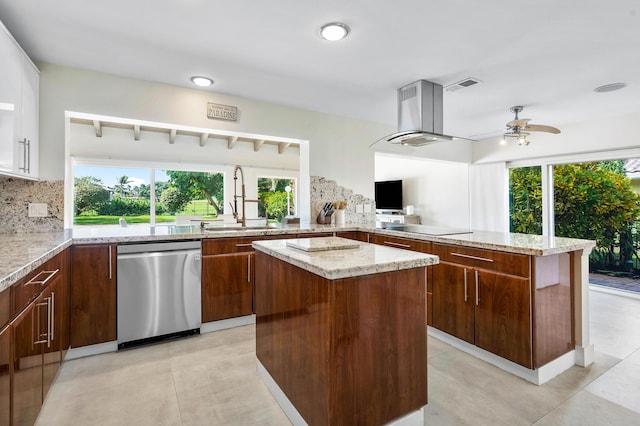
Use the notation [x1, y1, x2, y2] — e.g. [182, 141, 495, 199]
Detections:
[503, 106, 561, 146]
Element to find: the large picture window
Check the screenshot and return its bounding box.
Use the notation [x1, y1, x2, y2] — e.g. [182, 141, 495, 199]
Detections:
[73, 164, 223, 226]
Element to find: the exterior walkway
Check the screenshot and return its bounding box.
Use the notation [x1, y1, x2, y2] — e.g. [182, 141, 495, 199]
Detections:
[590, 273, 640, 294]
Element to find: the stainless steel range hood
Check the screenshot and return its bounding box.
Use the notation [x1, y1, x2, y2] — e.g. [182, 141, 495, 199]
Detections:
[371, 80, 459, 148]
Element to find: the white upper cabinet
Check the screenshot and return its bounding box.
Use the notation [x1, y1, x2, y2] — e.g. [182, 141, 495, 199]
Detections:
[0, 20, 39, 180]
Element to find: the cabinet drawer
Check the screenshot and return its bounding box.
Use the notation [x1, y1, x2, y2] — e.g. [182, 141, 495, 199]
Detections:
[0, 288, 9, 329]
[433, 244, 530, 277]
[371, 234, 432, 253]
[202, 233, 334, 255]
[12, 254, 62, 317]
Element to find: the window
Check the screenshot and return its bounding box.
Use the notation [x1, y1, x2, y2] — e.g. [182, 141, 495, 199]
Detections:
[257, 177, 296, 221]
[508, 166, 542, 235]
[72, 163, 223, 226]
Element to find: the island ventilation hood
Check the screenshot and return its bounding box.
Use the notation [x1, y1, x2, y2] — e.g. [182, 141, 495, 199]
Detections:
[371, 80, 463, 148]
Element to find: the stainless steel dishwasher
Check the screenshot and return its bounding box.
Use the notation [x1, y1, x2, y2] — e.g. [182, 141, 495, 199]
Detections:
[117, 240, 201, 349]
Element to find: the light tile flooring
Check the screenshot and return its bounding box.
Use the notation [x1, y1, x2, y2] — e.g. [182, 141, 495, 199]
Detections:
[37, 288, 640, 425]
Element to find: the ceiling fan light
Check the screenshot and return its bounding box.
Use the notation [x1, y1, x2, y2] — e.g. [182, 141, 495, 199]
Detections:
[320, 22, 350, 41]
[594, 82, 627, 93]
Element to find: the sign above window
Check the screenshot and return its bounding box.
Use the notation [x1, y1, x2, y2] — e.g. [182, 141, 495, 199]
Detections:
[207, 103, 238, 122]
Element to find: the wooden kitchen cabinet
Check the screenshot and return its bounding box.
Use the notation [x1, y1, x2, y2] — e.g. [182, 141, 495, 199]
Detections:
[11, 290, 48, 426]
[370, 233, 434, 326]
[335, 231, 370, 242]
[202, 252, 253, 322]
[0, 324, 10, 426]
[431, 243, 533, 368]
[201, 233, 334, 323]
[70, 244, 117, 348]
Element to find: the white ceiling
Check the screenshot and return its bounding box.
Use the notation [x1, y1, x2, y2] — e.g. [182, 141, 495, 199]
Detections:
[1, 0, 639, 139]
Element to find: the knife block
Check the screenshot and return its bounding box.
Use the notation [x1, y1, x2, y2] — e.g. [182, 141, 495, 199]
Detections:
[316, 212, 332, 224]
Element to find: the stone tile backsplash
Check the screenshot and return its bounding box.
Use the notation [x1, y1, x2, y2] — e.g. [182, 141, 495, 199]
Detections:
[0, 176, 65, 233]
[310, 176, 375, 225]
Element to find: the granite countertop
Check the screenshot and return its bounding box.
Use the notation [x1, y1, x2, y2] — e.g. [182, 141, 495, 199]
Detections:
[0, 223, 597, 293]
[0, 230, 73, 292]
[372, 228, 597, 256]
[253, 237, 439, 280]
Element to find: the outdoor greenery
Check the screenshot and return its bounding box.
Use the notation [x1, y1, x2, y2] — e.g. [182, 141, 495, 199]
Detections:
[510, 160, 640, 275]
[258, 178, 295, 221]
[73, 171, 224, 224]
[73, 171, 294, 225]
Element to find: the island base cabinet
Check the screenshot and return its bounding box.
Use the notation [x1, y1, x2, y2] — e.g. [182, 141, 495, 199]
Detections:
[255, 252, 427, 425]
[474, 270, 532, 368]
[433, 261, 533, 368]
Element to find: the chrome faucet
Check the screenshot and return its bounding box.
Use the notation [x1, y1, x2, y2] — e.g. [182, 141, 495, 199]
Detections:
[233, 165, 262, 227]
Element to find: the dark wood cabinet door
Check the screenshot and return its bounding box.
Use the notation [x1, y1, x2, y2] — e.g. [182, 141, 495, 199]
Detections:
[474, 270, 532, 368]
[70, 244, 117, 348]
[12, 295, 45, 426]
[43, 277, 62, 399]
[202, 253, 252, 322]
[336, 231, 369, 242]
[0, 325, 10, 426]
[432, 262, 475, 343]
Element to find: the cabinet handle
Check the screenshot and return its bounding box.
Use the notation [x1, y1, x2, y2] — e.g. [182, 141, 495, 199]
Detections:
[23, 269, 59, 286]
[475, 270, 480, 306]
[384, 241, 411, 249]
[108, 246, 112, 280]
[50, 291, 55, 342]
[247, 256, 251, 283]
[463, 268, 468, 302]
[18, 138, 28, 172]
[451, 252, 494, 263]
[26, 138, 31, 174]
[236, 243, 253, 247]
[34, 299, 50, 346]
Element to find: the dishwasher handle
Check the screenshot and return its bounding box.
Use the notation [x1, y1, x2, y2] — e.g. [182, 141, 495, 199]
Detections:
[117, 249, 202, 260]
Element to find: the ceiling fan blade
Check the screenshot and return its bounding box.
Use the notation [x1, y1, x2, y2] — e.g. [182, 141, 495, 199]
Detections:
[506, 118, 531, 128]
[524, 124, 561, 134]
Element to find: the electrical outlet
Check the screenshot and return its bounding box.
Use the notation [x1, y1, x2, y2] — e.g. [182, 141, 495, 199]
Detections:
[356, 204, 364, 213]
[28, 203, 48, 217]
[364, 204, 372, 213]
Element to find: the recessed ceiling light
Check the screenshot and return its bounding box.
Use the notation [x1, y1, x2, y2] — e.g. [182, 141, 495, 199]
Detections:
[593, 82, 627, 93]
[190, 76, 213, 87]
[319, 22, 350, 41]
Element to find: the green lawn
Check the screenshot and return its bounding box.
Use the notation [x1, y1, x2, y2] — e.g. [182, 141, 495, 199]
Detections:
[74, 199, 218, 225]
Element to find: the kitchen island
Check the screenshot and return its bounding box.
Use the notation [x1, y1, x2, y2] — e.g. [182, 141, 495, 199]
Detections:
[252, 237, 439, 426]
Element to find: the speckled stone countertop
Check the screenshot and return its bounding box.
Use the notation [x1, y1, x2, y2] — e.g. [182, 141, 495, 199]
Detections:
[0, 223, 596, 293]
[0, 230, 73, 292]
[253, 237, 439, 280]
[372, 228, 596, 256]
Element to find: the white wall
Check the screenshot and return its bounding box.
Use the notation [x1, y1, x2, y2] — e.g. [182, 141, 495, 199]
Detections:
[469, 162, 509, 232]
[374, 153, 470, 228]
[39, 63, 393, 199]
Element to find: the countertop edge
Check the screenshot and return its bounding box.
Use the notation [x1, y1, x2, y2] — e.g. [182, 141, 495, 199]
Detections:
[253, 239, 439, 280]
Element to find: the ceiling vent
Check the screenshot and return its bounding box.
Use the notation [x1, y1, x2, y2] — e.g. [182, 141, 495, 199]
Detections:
[445, 77, 482, 92]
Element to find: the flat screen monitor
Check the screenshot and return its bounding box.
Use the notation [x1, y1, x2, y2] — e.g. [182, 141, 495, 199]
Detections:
[375, 180, 403, 212]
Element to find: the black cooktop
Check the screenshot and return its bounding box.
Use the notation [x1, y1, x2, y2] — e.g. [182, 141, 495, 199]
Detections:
[377, 223, 473, 236]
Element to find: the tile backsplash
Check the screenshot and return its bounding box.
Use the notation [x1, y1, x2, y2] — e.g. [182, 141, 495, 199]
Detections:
[310, 176, 375, 225]
[0, 176, 64, 233]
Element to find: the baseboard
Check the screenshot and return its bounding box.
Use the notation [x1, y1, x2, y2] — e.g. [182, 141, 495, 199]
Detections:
[65, 341, 118, 360]
[201, 314, 256, 333]
[428, 327, 576, 385]
[257, 360, 425, 425]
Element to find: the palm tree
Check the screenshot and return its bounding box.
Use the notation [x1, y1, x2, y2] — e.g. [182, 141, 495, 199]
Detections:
[116, 175, 131, 198]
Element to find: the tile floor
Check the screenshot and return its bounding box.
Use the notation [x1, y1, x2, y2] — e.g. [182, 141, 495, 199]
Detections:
[36, 288, 640, 425]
